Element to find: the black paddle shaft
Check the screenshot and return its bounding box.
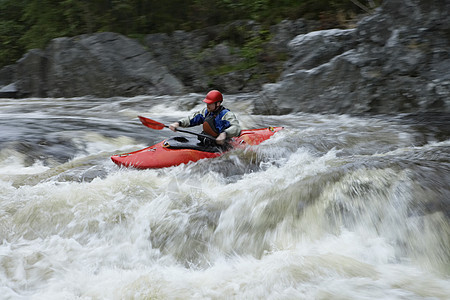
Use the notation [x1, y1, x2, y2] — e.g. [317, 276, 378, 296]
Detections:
[165, 125, 216, 141]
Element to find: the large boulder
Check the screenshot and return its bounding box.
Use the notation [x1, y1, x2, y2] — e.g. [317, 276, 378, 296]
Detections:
[283, 28, 356, 74]
[255, 0, 450, 115]
[15, 32, 185, 97]
[0, 65, 17, 98]
[143, 21, 263, 93]
[143, 19, 312, 93]
[0, 18, 328, 98]
[0, 64, 15, 87]
[144, 30, 210, 92]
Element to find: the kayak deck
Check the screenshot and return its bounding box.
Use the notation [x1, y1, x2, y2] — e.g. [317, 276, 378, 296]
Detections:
[111, 126, 283, 169]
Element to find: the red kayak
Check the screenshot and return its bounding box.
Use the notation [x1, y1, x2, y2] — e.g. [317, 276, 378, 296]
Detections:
[111, 126, 283, 169]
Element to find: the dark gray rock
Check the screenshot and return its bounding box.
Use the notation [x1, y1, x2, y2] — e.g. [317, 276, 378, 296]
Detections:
[0, 83, 18, 98]
[0, 65, 18, 98]
[4, 0, 448, 116]
[5, 19, 305, 98]
[283, 28, 357, 75]
[0, 65, 16, 87]
[143, 21, 264, 93]
[255, 0, 450, 115]
[15, 49, 48, 97]
[144, 31, 210, 91]
[15, 32, 184, 97]
[267, 19, 310, 53]
[142, 19, 318, 94]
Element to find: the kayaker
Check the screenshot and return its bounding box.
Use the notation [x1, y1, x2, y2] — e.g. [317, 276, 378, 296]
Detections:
[169, 90, 241, 146]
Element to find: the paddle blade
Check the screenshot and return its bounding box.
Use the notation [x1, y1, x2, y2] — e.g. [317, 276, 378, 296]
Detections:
[138, 116, 165, 130]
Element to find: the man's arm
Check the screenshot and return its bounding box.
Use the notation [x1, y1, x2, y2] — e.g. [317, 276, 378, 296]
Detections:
[179, 108, 207, 127]
[222, 111, 241, 137]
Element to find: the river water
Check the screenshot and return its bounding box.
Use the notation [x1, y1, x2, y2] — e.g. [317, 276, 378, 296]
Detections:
[0, 95, 449, 299]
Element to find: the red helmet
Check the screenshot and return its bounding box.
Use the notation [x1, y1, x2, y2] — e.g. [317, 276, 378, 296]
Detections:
[203, 90, 223, 104]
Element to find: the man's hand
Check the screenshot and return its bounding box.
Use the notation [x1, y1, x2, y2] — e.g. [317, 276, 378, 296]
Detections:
[216, 132, 227, 145]
[169, 122, 179, 131]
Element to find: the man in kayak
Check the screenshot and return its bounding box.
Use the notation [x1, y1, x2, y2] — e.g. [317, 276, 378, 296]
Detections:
[169, 90, 241, 146]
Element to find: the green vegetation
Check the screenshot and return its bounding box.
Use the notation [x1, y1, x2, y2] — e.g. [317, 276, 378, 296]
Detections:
[206, 25, 272, 74]
[0, 0, 382, 68]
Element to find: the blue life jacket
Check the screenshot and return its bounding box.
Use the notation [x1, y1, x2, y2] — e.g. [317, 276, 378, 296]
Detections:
[189, 106, 230, 137]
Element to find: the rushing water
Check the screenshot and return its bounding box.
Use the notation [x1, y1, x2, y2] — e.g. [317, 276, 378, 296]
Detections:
[0, 95, 449, 299]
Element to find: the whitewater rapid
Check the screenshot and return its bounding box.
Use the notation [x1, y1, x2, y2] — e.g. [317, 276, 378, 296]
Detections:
[0, 95, 449, 299]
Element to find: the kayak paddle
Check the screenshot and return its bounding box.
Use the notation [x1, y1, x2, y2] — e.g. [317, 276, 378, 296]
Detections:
[138, 116, 216, 141]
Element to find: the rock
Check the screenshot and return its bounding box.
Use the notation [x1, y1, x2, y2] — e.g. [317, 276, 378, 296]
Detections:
[144, 31, 210, 91]
[5, 0, 449, 116]
[283, 28, 357, 75]
[0, 65, 16, 87]
[0, 64, 18, 98]
[0, 83, 18, 98]
[143, 21, 263, 93]
[7, 19, 305, 98]
[142, 19, 319, 94]
[255, 0, 450, 115]
[267, 19, 310, 53]
[15, 32, 185, 97]
[15, 49, 48, 97]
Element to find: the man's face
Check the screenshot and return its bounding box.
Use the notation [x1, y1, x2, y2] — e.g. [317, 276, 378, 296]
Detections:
[206, 101, 221, 112]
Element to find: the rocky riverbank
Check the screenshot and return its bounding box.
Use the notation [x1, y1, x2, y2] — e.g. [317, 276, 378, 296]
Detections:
[255, 0, 450, 115]
[1, 0, 448, 115]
